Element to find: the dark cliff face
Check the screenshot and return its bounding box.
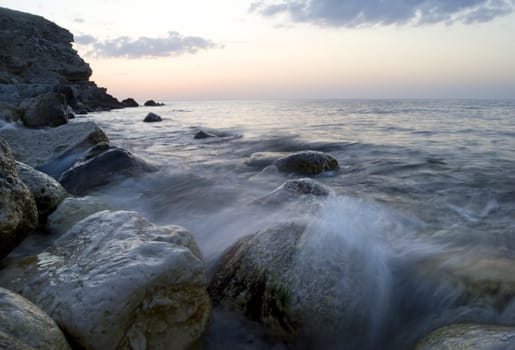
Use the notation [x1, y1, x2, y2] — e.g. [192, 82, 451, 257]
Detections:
[0, 7, 122, 111]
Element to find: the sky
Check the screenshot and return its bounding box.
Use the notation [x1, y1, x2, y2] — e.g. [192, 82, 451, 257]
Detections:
[3, 0, 515, 100]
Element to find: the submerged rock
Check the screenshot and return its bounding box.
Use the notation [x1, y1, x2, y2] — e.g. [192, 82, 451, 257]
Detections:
[0, 287, 70, 350]
[143, 112, 162, 122]
[257, 178, 333, 207]
[210, 221, 379, 346]
[273, 151, 339, 175]
[415, 323, 515, 349]
[0, 210, 211, 350]
[19, 92, 68, 127]
[194, 130, 216, 139]
[16, 162, 67, 219]
[0, 102, 23, 122]
[59, 143, 157, 195]
[144, 99, 164, 106]
[0, 121, 109, 175]
[121, 97, 139, 107]
[0, 138, 38, 260]
[47, 196, 109, 234]
[246, 152, 287, 169]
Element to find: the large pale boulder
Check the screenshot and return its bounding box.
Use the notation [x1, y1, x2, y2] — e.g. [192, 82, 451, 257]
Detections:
[415, 323, 515, 349]
[0, 287, 70, 350]
[19, 92, 68, 127]
[59, 143, 157, 195]
[0, 210, 211, 350]
[272, 150, 339, 175]
[0, 138, 38, 260]
[210, 221, 385, 347]
[0, 121, 108, 177]
[16, 161, 67, 218]
[47, 196, 108, 234]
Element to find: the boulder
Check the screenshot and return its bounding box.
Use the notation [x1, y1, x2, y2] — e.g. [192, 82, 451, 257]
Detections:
[0, 121, 109, 176]
[0, 138, 38, 260]
[144, 99, 164, 107]
[414, 323, 515, 349]
[59, 143, 157, 195]
[0, 102, 23, 122]
[16, 161, 68, 218]
[143, 112, 162, 122]
[257, 178, 333, 206]
[121, 98, 139, 107]
[210, 221, 381, 346]
[194, 130, 216, 139]
[0, 287, 71, 350]
[0, 210, 211, 350]
[273, 151, 339, 175]
[19, 92, 68, 128]
[47, 196, 109, 234]
[0, 331, 35, 350]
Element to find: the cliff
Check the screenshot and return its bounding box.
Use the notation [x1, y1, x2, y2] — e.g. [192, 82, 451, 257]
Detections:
[0, 7, 122, 111]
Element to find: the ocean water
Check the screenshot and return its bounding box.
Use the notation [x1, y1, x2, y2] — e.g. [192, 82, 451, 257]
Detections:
[21, 100, 515, 348]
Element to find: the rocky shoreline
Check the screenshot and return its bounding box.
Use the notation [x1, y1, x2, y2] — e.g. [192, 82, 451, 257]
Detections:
[1, 6, 514, 350]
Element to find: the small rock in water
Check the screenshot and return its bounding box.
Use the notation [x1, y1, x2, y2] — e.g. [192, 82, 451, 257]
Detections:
[273, 150, 339, 175]
[194, 130, 216, 139]
[144, 99, 165, 106]
[143, 112, 162, 122]
[121, 98, 139, 107]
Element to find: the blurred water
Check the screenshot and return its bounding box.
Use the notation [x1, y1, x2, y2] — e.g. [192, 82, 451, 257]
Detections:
[60, 99, 515, 348]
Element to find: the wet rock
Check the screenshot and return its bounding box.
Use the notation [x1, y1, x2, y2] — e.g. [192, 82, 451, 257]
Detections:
[210, 221, 377, 345]
[0, 331, 35, 350]
[273, 151, 339, 175]
[16, 162, 68, 219]
[59, 143, 157, 195]
[144, 99, 165, 106]
[47, 196, 109, 234]
[0, 287, 70, 350]
[0, 138, 38, 260]
[0, 102, 23, 123]
[0, 211, 211, 350]
[19, 92, 68, 127]
[258, 178, 333, 205]
[194, 130, 216, 139]
[144, 112, 162, 122]
[121, 97, 139, 107]
[0, 121, 109, 176]
[414, 323, 515, 349]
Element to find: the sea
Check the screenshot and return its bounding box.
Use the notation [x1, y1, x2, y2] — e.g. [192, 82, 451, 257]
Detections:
[15, 99, 515, 348]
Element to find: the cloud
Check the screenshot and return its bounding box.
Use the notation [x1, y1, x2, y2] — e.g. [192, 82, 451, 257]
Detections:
[250, 0, 515, 27]
[76, 32, 218, 58]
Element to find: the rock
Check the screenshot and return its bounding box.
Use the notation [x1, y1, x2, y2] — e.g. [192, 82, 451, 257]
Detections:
[19, 92, 68, 127]
[144, 99, 165, 107]
[0, 138, 38, 260]
[0, 210, 211, 350]
[194, 130, 217, 139]
[59, 143, 157, 195]
[121, 97, 139, 107]
[16, 161, 68, 219]
[210, 221, 379, 345]
[0, 102, 23, 122]
[273, 151, 339, 175]
[0, 121, 109, 176]
[246, 152, 287, 168]
[257, 178, 333, 206]
[0, 287, 71, 350]
[143, 112, 162, 122]
[47, 196, 109, 234]
[414, 323, 515, 349]
[0, 331, 35, 350]
[0, 7, 122, 110]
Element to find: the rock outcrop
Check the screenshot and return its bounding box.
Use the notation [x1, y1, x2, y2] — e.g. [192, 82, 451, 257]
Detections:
[143, 112, 162, 122]
[0, 210, 211, 350]
[144, 99, 165, 107]
[0, 287, 71, 350]
[415, 323, 515, 349]
[59, 142, 157, 195]
[0, 121, 109, 177]
[121, 98, 139, 107]
[0, 138, 38, 260]
[0, 7, 122, 111]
